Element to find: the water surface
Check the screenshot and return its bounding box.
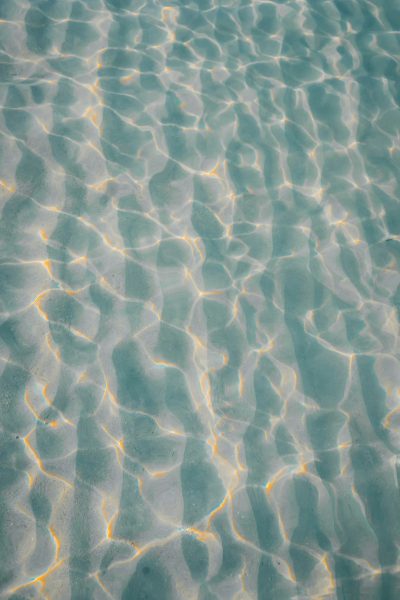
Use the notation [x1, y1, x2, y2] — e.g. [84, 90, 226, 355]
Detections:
[1, 0, 400, 598]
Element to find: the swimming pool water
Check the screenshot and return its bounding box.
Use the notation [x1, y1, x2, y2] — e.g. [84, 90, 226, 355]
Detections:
[0, 0, 400, 598]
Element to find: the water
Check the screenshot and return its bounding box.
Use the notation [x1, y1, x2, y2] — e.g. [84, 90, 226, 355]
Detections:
[0, 0, 400, 598]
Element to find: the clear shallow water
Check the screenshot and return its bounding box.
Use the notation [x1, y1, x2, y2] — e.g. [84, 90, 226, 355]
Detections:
[0, 0, 400, 598]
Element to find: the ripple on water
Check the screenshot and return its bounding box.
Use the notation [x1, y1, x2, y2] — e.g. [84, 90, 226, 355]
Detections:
[0, 0, 400, 598]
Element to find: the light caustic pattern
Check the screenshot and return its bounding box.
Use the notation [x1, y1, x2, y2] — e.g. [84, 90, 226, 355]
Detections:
[0, 0, 400, 598]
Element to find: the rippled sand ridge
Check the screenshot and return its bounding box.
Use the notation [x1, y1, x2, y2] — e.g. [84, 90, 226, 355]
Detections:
[1, 0, 400, 598]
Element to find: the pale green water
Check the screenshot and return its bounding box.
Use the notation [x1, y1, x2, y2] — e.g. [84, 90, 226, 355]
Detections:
[0, 1, 400, 598]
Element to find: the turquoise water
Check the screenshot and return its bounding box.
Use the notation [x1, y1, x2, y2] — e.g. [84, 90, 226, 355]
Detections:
[1, 0, 400, 598]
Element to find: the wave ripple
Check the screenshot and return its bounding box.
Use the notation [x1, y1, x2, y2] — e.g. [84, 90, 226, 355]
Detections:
[1, 0, 400, 598]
